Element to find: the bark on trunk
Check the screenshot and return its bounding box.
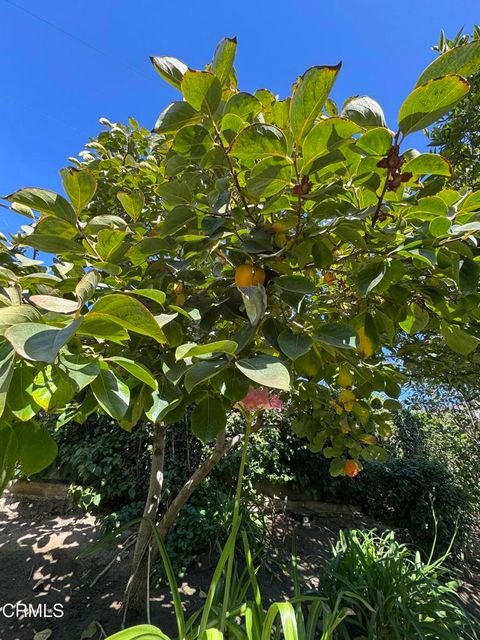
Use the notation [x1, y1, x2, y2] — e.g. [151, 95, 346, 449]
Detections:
[153, 414, 263, 560]
[124, 422, 167, 615]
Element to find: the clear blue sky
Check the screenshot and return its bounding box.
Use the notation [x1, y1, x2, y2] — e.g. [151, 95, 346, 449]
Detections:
[1, 0, 478, 236]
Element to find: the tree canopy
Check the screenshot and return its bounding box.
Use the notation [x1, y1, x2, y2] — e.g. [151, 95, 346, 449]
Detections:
[429, 26, 480, 190]
[2, 36, 480, 488]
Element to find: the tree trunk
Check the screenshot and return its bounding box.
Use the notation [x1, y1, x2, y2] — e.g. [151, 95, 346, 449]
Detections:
[124, 422, 167, 615]
[153, 414, 263, 560]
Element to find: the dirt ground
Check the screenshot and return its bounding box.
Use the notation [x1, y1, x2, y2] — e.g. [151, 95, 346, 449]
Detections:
[0, 494, 479, 640]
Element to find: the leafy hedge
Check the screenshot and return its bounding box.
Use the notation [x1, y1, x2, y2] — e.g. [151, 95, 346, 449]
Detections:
[49, 407, 475, 567]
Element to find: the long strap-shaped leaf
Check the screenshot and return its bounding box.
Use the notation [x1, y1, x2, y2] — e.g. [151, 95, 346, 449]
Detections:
[200, 630, 224, 639]
[105, 624, 170, 640]
[261, 602, 299, 640]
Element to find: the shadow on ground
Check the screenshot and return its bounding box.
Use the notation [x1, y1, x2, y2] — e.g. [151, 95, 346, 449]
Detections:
[1, 495, 478, 640]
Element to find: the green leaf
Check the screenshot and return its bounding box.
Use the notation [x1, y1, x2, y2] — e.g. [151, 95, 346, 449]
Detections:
[6, 363, 39, 421]
[5, 319, 82, 363]
[117, 190, 145, 222]
[91, 368, 130, 420]
[159, 205, 197, 237]
[414, 195, 449, 217]
[191, 395, 227, 443]
[231, 124, 288, 160]
[156, 181, 192, 207]
[312, 239, 333, 268]
[217, 369, 250, 403]
[246, 158, 292, 199]
[95, 230, 129, 263]
[29, 295, 79, 314]
[105, 625, 168, 640]
[172, 123, 213, 159]
[127, 237, 172, 265]
[398, 75, 470, 136]
[145, 378, 182, 423]
[128, 289, 166, 306]
[150, 55, 188, 89]
[417, 40, 480, 85]
[355, 127, 393, 156]
[399, 303, 429, 335]
[153, 102, 200, 134]
[0, 344, 15, 418]
[315, 323, 356, 349]
[459, 191, 480, 213]
[76, 271, 99, 305]
[329, 458, 346, 477]
[21, 233, 82, 255]
[181, 70, 222, 115]
[224, 92, 262, 120]
[275, 275, 315, 295]
[78, 315, 129, 344]
[429, 217, 451, 237]
[31, 366, 74, 411]
[238, 285, 268, 325]
[87, 294, 166, 343]
[356, 261, 386, 296]
[403, 153, 452, 177]
[59, 353, 100, 392]
[211, 37, 237, 84]
[459, 258, 479, 292]
[290, 64, 342, 142]
[278, 330, 312, 360]
[235, 355, 290, 390]
[177, 340, 238, 359]
[0, 426, 18, 495]
[177, 341, 215, 360]
[16, 422, 58, 477]
[342, 96, 386, 128]
[28, 216, 78, 240]
[60, 168, 97, 213]
[441, 321, 480, 355]
[302, 117, 361, 169]
[5, 187, 76, 224]
[184, 360, 227, 394]
[104, 357, 157, 390]
[0, 304, 42, 335]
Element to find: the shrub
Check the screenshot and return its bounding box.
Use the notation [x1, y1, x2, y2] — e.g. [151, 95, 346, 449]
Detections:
[317, 528, 477, 639]
[218, 419, 471, 556]
[54, 413, 471, 560]
[351, 457, 470, 554]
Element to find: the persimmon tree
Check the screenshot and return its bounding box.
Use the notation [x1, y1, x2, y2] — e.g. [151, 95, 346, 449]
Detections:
[2, 37, 480, 611]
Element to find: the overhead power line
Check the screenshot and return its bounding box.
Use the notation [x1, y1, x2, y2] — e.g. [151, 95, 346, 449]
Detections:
[3, 0, 152, 82]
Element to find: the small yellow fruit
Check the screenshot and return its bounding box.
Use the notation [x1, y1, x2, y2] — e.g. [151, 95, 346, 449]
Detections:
[235, 264, 266, 288]
[272, 221, 290, 232]
[324, 272, 335, 285]
[175, 293, 186, 305]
